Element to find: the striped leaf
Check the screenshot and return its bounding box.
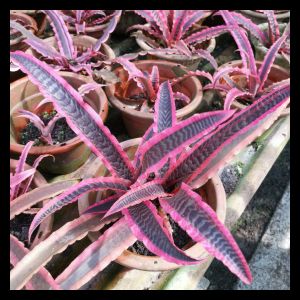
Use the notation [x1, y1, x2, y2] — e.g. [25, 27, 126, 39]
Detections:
[29, 177, 130, 240]
[165, 83, 290, 188]
[160, 183, 252, 284]
[137, 110, 235, 183]
[123, 201, 200, 265]
[56, 218, 136, 290]
[10, 52, 135, 181]
[104, 180, 168, 217]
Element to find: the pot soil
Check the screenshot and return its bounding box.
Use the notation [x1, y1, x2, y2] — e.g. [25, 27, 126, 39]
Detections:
[77, 138, 227, 272]
[10, 71, 109, 175]
[10, 159, 53, 249]
[135, 26, 216, 71]
[250, 23, 290, 71]
[216, 60, 290, 116]
[105, 60, 204, 138]
[238, 10, 290, 24]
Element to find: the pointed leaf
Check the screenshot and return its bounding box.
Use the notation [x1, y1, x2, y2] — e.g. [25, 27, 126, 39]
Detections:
[160, 183, 252, 284]
[182, 10, 207, 36]
[44, 10, 75, 59]
[83, 195, 119, 215]
[10, 235, 61, 290]
[165, 83, 290, 188]
[137, 110, 235, 182]
[10, 52, 135, 181]
[224, 88, 252, 110]
[56, 218, 136, 290]
[123, 201, 200, 265]
[104, 179, 168, 217]
[171, 10, 189, 41]
[29, 177, 130, 240]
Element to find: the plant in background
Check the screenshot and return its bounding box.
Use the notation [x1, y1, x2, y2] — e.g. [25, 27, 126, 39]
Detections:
[204, 10, 290, 110]
[128, 10, 232, 63]
[10, 10, 121, 80]
[10, 50, 290, 289]
[112, 56, 214, 112]
[60, 10, 118, 35]
[229, 10, 290, 62]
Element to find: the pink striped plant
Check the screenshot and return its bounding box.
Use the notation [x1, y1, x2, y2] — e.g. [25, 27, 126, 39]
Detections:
[60, 10, 118, 35]
[10, 141, 52, 201]
[205, 10, 290, 110]
[10, 51, 290, 289]
[129, 10, 231, 67]
[112, 56, 213, 112]
[10, 10, 121, 78]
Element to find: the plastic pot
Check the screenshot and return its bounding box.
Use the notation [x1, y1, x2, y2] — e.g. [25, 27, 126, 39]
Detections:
[10, 71, 109, 174]
[77, 138, 227, 271]
[105, 60, 204, 138]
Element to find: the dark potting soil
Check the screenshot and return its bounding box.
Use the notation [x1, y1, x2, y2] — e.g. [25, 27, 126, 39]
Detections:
[10, 213, 37, 248]
[20, 110, 76, 146]
[129, 214, 191, 256]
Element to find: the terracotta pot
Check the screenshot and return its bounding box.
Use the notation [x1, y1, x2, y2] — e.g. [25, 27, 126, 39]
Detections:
[26, 34, 115, 63]
[77, 138, 227, 271]
[217, 60, 290, 115]
[11, 10, 48, 37]
[10, 159, 53, 248]
[10, 71, 109, 174]
[250, 23, 290, 71]
[238, 10, 290, 24]
[135, 26, 216, 71]
[106, 60, 204, 138]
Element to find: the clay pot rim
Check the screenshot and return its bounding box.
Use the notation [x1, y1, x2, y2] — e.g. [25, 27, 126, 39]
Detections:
[239, 10, 290, 20]
[80, 138, 227, 272]
[106, 60, 203, 120]
[10, 12, 38, 46]
[10, 71, 109, 155]
[135, 28, 216, 61]
[26, 35, 116, 61]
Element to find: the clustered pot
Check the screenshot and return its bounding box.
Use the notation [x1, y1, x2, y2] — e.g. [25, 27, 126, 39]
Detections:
[250, 23, 290, 71]
[135, 28, 216, 71]
[77, 138, 227, 271]
[106, 60, 204, 138]
[217, 60, 290, 115]
[10, 159, 54, 248]
[238, 10, 290, 24]
[10, 71, 109, 175]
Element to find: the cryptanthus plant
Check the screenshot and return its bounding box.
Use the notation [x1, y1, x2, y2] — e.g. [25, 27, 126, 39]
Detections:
[10, 10, 121, 78]
[129, 10, 233, 63]
[112, 56, 213, 112]
[10, 51, 289, 290]
[205, 10, 290, 110]
[60, 10, 119, 35]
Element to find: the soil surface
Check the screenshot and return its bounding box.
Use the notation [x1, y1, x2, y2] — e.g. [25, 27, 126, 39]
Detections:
[10, 213, 36, 247]
[20, 110, 76, 146]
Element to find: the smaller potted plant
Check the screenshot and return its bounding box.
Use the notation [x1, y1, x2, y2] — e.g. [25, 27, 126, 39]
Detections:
[60, 10, 121, 38]
[106, 57, 212, 137]
[10, 141, 54, 249]
[204, 10, 290, 115]
[129, 10, 235, 70]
